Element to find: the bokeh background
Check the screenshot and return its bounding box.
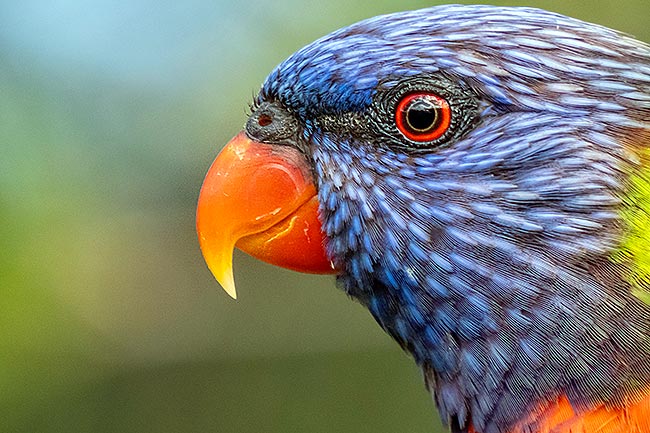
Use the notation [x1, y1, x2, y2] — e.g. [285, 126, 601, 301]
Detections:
[2, 1, 648, 432]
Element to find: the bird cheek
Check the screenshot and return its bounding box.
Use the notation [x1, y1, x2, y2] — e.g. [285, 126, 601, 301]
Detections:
[196, 131, 336, 299]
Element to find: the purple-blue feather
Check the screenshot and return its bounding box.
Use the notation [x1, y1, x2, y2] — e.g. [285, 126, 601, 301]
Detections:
[256, 5, 650, 433]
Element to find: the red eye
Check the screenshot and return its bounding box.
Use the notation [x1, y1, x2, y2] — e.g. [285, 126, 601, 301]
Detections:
[395, 93, 451, 142]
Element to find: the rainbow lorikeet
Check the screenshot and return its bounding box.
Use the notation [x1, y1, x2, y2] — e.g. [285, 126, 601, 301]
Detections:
[196, 5, 650, 433]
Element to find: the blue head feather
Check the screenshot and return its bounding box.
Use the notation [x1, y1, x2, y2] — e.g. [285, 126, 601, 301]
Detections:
[262, 5, 650, 120]
[256, 5, 650, 433]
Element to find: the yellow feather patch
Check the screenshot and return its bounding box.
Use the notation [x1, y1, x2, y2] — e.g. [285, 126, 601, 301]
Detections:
[612, 148, 650, 306]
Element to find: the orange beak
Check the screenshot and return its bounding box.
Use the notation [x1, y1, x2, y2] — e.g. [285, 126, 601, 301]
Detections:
[196, 132, 337, 298]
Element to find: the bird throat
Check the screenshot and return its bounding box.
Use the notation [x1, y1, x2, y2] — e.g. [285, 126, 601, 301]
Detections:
[313, 137, 650, 433]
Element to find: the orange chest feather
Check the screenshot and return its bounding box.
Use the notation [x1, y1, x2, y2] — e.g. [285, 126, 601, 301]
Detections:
[468, 393, 650, 433]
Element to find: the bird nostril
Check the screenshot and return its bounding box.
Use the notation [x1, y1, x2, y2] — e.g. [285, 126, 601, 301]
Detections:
[258, 113, 273, 127]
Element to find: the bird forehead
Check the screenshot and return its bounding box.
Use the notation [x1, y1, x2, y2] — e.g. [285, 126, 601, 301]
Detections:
[260, 5, 643, 117]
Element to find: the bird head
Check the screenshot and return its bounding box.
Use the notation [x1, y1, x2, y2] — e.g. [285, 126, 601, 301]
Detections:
[198, 5, 650, 300]
[197, 5, 650, 431]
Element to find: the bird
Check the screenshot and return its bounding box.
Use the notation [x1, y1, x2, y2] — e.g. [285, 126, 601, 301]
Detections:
[196, 5, 650, 433]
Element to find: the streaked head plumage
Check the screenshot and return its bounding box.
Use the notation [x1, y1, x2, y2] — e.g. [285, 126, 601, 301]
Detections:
[242, 5, 650, 432]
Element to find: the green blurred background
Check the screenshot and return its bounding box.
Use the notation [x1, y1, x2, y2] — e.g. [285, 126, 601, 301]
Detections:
[2, 1, 648, 432]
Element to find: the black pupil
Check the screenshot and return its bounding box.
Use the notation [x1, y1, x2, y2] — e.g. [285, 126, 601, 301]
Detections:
[406, 99, 438, 132]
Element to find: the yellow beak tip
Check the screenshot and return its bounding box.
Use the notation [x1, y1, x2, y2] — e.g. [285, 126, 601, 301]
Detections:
[222, 280, 238, 300]
[201, 248, 238, 299]
[214, 267, 238, 300]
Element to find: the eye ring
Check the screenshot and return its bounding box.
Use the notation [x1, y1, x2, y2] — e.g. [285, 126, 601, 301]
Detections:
[395, 93, 451, 142]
